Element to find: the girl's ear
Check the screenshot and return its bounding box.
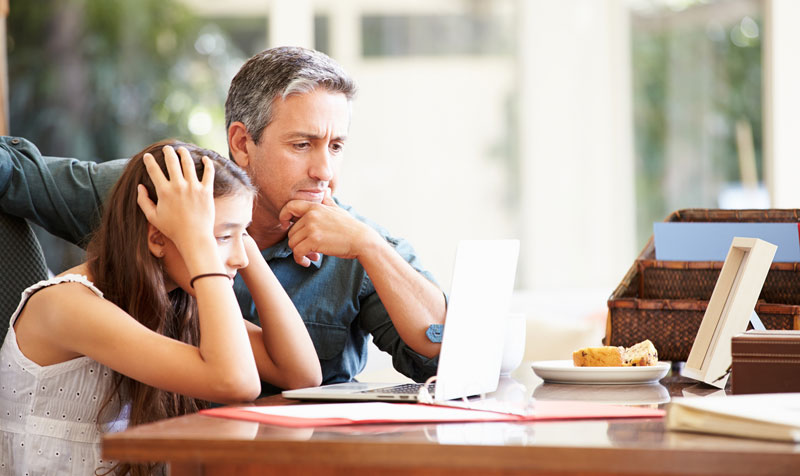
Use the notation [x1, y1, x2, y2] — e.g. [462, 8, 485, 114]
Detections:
[147, 223, 167, 258]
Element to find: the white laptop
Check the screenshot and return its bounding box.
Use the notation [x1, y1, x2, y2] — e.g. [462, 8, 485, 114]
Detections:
[282, 239, 520, 403]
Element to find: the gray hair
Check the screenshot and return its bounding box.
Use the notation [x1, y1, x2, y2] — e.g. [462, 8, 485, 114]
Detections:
[225, 46, 357, 144]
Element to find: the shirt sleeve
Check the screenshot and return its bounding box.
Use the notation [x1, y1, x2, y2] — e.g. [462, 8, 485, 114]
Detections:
[0, 136, 127, 247]
[341, 202, 444, 382]
[358, 280, 441, 382]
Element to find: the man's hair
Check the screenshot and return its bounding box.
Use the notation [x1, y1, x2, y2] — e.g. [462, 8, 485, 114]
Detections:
[225, 46, 357, 144]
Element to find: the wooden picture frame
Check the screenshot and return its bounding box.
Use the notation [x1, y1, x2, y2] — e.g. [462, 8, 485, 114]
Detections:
[682, 237, 777, 388]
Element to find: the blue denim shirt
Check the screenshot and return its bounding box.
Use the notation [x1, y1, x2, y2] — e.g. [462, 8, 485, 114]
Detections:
[0, 136, 440, 394]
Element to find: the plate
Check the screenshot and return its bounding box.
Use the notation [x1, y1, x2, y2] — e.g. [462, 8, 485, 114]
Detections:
[532, 382, 671, 405]
[530, 360, 670, 385]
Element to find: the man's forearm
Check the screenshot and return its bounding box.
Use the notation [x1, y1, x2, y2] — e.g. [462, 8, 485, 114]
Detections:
[0, 136, 126, 246]
[358, 237, 446, 358]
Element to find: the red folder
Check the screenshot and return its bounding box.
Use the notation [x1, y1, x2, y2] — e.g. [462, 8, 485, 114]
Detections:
[200, 401, 664, 428]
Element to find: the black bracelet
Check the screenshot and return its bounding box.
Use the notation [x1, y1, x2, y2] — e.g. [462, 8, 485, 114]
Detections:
[189, 273, 232, 288]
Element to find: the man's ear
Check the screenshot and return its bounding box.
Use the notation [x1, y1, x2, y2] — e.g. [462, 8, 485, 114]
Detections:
[147, 223, 167, 259]
[228, 121, 252, 169]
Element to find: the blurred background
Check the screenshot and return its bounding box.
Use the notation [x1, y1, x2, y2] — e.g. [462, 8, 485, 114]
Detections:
[5, 0, 800, 373]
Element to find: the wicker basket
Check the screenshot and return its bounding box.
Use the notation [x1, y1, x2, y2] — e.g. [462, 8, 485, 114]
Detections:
[605, 208, 800, 362]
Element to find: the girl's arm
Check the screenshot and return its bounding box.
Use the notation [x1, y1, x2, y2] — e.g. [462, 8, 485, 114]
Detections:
[25, 282, 260, 403]
[241, 235, 322, 389]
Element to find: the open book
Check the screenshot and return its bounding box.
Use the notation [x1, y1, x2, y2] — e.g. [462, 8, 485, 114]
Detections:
[666, 393, 800, 442]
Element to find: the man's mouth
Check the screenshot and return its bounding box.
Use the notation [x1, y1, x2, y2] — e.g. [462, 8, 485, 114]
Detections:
[295, 189, 326, 202]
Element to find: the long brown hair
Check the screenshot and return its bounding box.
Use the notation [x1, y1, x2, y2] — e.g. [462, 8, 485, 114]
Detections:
[86, 140, 255, 476]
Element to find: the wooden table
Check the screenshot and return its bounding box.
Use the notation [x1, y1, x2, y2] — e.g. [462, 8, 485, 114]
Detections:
[102, 371, 800, 476]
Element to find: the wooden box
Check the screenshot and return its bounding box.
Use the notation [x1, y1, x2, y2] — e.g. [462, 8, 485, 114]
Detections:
[731, 330, 800, 394]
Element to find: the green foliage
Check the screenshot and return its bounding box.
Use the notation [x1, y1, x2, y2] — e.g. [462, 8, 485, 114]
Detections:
[631, 8, 763, 248]
[7, 0, 230, 160]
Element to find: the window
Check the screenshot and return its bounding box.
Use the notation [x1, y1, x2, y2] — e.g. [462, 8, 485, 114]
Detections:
[361, 14, 513, 57]
[631, 0, 764, 245]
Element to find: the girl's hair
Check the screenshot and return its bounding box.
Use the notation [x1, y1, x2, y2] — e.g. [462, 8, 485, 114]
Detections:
[86, 139, 255, 476]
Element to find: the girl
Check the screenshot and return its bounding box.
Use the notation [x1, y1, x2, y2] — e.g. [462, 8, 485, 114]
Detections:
[0, 141, 321, 476]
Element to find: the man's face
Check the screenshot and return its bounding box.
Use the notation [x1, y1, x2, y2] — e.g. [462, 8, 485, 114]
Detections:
[244, 88, 350, 222]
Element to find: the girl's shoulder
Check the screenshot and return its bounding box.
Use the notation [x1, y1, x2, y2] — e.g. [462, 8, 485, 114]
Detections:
[23, 273, 104, 322]
[31, 276, 99, 301]
[14, 273, 108, 365]
[34, 269, 101, 294]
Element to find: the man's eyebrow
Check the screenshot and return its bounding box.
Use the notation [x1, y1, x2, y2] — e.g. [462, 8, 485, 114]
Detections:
[284, 131, 348, 141]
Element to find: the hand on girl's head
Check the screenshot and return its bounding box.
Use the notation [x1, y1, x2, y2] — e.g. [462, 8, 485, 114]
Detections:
[135, 145, 217, 246]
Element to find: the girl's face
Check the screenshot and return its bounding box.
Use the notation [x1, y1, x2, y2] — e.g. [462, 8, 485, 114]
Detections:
[160, 192, 254, 294]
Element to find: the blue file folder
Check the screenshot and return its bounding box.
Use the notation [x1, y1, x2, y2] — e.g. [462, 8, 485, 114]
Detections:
[653, 222, 800, 262]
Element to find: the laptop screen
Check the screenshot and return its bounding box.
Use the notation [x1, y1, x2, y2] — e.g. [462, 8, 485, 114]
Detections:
[434, 240, 519, 401]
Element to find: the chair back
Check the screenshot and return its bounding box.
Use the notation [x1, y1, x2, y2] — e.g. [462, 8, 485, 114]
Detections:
[0, 211, 49, 346]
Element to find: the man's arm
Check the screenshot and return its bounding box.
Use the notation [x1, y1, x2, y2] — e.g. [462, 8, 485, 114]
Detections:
[280, 194, 447, 359]
[0, 136, 127, 246]
[355, 233, 443, 382]
[354, 237, 446, 358]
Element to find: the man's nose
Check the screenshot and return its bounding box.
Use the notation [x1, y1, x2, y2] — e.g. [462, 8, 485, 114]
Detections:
[309, 147, 333, 182]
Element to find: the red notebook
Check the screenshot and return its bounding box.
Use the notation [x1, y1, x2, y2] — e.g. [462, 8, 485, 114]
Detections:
[201, 401, 664, 428]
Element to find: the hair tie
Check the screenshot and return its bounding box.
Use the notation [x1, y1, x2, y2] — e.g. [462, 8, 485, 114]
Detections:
[189, 273, 232, 288]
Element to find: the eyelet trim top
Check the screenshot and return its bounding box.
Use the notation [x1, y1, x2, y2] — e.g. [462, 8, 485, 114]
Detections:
[1, 274, 123, 475]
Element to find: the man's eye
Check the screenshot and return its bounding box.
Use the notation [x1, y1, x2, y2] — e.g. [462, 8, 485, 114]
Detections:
[216, 235, 232, 243]
[330, 143, 344, 153]
[294, 142, 311, 150]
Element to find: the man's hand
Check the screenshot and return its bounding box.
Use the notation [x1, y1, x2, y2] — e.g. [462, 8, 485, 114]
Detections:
[282, 189, 446, 359]
[278, 189, 379, 267]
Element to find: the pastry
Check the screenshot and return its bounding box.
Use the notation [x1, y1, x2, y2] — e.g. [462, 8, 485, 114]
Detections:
[623, 339, 658, 366]
[572, 346, 624, 367]
[573, 339, 658, 367]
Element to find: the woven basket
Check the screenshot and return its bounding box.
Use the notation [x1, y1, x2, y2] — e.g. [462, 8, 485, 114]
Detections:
[605, 208, 800, 362]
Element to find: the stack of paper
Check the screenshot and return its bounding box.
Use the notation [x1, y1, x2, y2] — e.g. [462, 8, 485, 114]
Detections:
[667, 393, 800, 442]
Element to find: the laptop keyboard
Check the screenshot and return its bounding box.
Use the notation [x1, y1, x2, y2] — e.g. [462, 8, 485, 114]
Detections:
[359, 383, 435, 395]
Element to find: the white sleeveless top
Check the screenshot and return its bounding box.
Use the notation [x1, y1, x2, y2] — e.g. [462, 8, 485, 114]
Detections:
[0, 274, 128, 476]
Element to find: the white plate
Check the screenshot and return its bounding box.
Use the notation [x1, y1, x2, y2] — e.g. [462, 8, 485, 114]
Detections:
[532, 382, 671, 405]
[530, 360, 670, 385]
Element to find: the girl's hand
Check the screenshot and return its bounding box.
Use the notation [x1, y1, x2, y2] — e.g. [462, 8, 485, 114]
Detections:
[136, 145, 216, 252]
[239, 234, 263, 274]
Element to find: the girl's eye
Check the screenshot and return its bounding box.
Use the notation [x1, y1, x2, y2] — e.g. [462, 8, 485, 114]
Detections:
[216, 235, 232, 243]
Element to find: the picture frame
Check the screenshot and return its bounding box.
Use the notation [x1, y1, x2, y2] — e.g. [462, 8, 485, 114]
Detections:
[682, 237, 777, 388]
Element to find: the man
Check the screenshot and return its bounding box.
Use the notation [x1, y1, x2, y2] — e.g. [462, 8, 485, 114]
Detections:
[0, 46, 446, 394]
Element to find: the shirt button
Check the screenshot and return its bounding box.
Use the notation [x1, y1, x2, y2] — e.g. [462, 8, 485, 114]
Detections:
[10, 138, 20, 145]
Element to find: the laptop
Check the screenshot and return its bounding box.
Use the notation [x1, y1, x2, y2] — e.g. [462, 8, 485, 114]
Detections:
[282, 239, 520, 403]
